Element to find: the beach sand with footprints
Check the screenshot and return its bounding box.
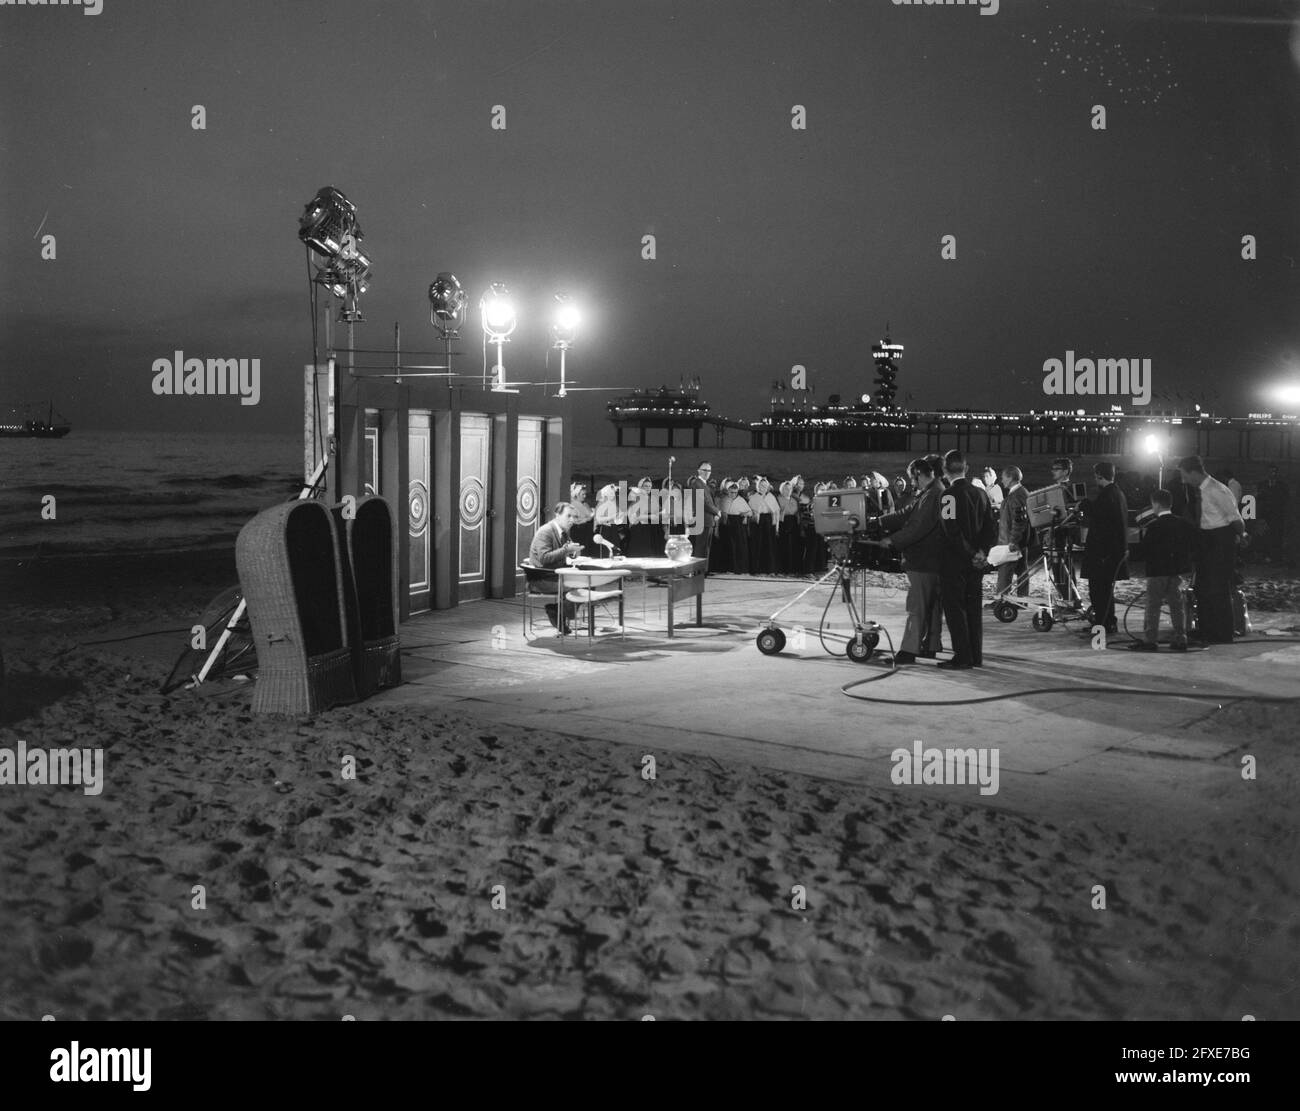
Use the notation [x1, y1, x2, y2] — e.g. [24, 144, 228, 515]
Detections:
[1, 549, 1298, 1020]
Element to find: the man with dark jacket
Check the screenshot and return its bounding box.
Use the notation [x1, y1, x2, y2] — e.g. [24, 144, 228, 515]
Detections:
[526, 502, 584, 631]
[876, 458, 945, 663]
[996, 465, 1031, 598]
[1080, 461, 1129, 636]
[936, 451, 998, 669]
[686, 462, 721, 565]
[1128, 488, 1196, 651]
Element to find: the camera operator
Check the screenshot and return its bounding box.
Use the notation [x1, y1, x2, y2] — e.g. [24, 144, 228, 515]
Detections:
[995, 465, 1031, 600]
[870, 458, 944, 664]
[1047, 457, 1082, 604]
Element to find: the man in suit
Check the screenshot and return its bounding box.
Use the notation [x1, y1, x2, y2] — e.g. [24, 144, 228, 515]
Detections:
[686, 461, 721, 565]
[1080, 461, 1129, 636]
[936, 450, 998, 669]
[1128, 487, 1196, 651]
[1178, 455, 1244, 644]
[527, 502, 584, 631]
[1048, 457, 1081, 605]
[875, 458, 945, 664]
[996, 465, 1031, 599]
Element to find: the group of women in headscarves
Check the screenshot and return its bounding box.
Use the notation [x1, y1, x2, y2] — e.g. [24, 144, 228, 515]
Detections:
[565, 469, 921, 576]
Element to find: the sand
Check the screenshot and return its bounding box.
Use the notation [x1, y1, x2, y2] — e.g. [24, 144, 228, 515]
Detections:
[1, 549, 1298, 1020]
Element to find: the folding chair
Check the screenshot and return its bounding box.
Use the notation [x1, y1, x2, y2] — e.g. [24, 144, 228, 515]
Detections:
[557, 569, 631, 641]
[519, 561, 562, 639]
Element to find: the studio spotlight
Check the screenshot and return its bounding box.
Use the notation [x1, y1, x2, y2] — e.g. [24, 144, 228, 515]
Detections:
[298, 186, 359, 259]
[1144, 431, 1168, 487]
[548, 293, 581, 398]
[480, 283, 517, 391]
[550, 293, 581, 347]
[1275, 384, 1300, 407]
[480, 283, 517, 341]
[429, 272, 468, 330]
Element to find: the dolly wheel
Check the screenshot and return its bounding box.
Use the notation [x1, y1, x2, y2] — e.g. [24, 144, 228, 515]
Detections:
[756, 627, 786, 656]
[846, 635, 873, 663]
[861, 629, 880, 651]
[1032, 609, 1054, 632]
[994, 601, 1018, 624]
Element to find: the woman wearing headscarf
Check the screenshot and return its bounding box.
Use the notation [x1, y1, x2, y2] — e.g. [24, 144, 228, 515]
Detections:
[873, 473, 895, 515]
[794, 475, 815, 575]
[981, 466, 1005, 510]
[593, 483, 627, 555]
[892, 474, 914, 514]
[710, 479, 734, 573]
[860, 474, 882, 517]
[748, 476, 780, 575]
[626, 477, 661, 558]
[722, 479, 752, 574]
[777, 479, 800, 575]
[569, 482, 595, 555]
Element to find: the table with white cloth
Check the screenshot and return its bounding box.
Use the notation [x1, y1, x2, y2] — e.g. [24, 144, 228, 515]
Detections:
[567, 557, 707, 638]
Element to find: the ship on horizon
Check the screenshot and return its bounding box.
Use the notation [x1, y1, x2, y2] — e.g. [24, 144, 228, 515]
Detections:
[0, 402, 72, 439]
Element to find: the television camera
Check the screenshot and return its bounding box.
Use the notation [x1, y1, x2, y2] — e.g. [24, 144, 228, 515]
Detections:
[754, 487, 893, 663]
[990, 482, 1086, 630]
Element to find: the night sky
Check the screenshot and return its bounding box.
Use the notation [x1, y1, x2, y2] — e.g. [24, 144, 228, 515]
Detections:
[3, 0, 1299, 438]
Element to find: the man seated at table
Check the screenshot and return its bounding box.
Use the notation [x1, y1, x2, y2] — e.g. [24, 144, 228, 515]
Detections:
[527, 502, 584, 632]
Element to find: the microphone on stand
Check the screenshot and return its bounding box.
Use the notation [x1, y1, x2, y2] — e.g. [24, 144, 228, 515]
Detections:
[667, 455, 676, 486]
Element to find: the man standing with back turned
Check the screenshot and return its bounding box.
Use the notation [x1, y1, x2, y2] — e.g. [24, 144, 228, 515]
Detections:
[1177, 455, 1244, 644]
[937, 450, 998, 670]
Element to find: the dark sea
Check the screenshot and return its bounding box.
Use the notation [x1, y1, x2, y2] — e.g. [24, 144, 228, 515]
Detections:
[0, 430, 303, 558]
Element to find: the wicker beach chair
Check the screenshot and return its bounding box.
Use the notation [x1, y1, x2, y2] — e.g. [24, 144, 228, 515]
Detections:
[342, 496, 401, 694]
[236, 501, 358, 715]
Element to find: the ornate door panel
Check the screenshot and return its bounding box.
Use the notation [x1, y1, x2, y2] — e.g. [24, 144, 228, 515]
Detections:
[408, 411, 432, 614]
[516, 418, 544, 576]
[458, 413, 491, 601]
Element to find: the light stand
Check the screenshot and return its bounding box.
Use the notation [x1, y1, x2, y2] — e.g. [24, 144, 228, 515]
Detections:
[298, 186, 371, 492]
[429, 272, 467, 379]
[549, 292, 580, 398]
[480, 283, 518, 393]
[1144, 433, 1165, 488]
[188, 184, 370, 692]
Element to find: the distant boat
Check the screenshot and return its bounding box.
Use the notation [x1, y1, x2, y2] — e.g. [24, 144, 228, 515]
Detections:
[0, 402, 71, 439]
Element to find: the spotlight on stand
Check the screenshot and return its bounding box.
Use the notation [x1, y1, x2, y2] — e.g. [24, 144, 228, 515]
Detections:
[299, 186, 371, 324]
[1144, 431, 1168, 488]
[429, 272, 468, 336]
[480, 283, 517, 391]
[426, 271, 468, 377]
[299, 186, 357, 259]
[549, 292, 580, 397]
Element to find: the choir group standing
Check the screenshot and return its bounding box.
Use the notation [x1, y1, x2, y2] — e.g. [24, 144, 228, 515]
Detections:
[563, 469, 920, 575]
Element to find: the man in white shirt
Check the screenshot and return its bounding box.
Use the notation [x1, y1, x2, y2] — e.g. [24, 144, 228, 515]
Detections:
[1177, 455, 1244, 644]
